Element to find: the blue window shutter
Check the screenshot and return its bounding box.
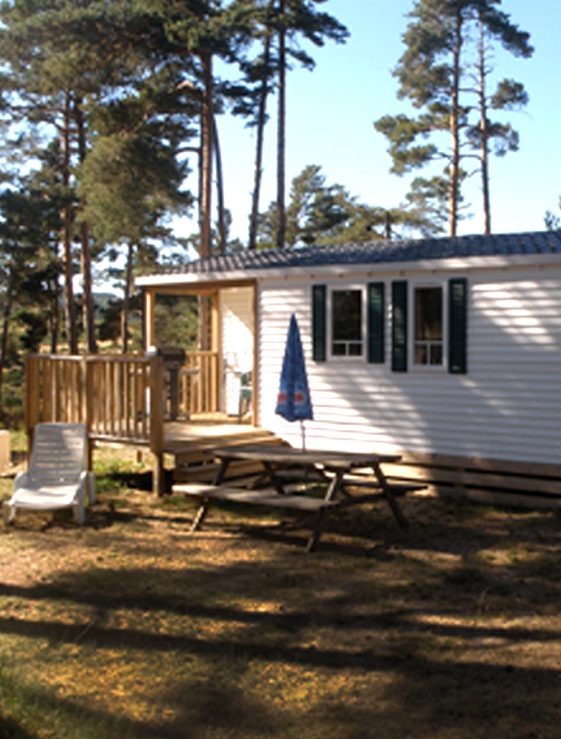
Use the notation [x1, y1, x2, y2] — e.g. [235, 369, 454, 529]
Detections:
[392, 280, 408, 372]
[449, 278, 467, 374]
[367, 282, 385, 363]
[312, 284, 326, 361]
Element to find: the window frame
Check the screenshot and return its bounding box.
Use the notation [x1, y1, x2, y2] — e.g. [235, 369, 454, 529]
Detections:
[327, 284, 367, 361]
[409, 280, 448, 371]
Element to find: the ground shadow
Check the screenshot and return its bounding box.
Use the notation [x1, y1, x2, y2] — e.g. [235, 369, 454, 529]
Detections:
[3, 494, 561, 737]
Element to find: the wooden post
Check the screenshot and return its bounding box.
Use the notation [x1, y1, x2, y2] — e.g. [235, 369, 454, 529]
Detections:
[25, 355, 38, 436]
[25, 355, 38, 462]
[83, 357, 93, 471]
[211, 291, 220, 412]
[149, 355, 165, 495]
[144, 289, 156, 350]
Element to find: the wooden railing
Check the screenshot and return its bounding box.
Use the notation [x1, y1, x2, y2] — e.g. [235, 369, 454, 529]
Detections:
[25, 352, 221, 434]
[26, 354, 87, 426]
[86, 355, 164, 449]
[26, 354, 166, 493]
[178, 350, 220, 417]
[25, 351, 220, 493]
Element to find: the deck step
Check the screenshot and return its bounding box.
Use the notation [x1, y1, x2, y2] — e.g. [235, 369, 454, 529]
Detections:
[173, 439, 284, 468]
[173, 459, 266, 484]
[165, 425, 278, 448]
[169, 431, 284, 465]
[171, 434, 286, 483]
[166, 425, 288, 485]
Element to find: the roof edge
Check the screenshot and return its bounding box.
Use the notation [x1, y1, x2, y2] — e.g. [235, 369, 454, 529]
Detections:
[136, 248, 561, 289]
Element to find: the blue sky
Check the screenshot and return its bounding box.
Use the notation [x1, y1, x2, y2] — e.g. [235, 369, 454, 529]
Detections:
[177, 0, 561, 244]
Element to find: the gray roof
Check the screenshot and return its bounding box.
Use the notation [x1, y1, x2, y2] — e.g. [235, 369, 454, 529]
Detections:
[161, 230, 561, 276]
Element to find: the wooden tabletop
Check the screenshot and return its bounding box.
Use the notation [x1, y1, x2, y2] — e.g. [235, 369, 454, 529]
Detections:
[213, 444, 401, 469]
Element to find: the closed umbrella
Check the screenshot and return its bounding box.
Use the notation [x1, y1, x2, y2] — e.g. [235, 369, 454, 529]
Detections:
[275, 314, 313, 450]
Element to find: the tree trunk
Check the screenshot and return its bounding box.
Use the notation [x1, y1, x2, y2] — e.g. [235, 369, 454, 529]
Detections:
[385, 211, 392, 239]
[213, 114, 227, 253]
[448, 9, 463, 237]
[62, 90, 78, 354]
[199, 51, 213, 260]
[50, 242, 60, 354]
[248, 0, 275, 250]
[121, 241, 134, 353]
[198, 51, 214, 351]
[0, 282, 13, 415]
[276, 0, 286, 249]
[79, 221, 97, 352]
[75, 98, 98, 353]
[478, 18, 491, 235]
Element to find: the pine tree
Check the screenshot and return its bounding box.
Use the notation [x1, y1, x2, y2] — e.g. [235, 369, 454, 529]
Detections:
[0, 0, 147, 352]
[244, 0, 276, 250]
[276, 0, 348, 248]
[544, 197, 561, 231]
[374, 0, 532, 236]
[79, 112, 191, 351]
[466, 10, 532, 233]
[237, 0, 347, 248]
[257, 165, 442, 248]
[0, 0, 208, 352]
[0, 184, 59, 409]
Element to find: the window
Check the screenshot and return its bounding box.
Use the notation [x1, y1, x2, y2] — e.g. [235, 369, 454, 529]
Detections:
[313, 278, 467, 373]
[331, 289, 363, 356]
[414, 286, 443, 365]
[312, 283, 385, 364]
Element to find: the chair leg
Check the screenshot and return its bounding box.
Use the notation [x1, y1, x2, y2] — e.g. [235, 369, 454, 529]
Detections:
[73, 498, 85, 525]
[3, 502, 14, 526]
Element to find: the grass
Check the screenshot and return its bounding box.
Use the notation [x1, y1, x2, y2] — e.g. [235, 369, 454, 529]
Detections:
[1, 446, 561, 738]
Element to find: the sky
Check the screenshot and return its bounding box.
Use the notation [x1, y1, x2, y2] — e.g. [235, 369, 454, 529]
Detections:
[174, 0, 561, 246]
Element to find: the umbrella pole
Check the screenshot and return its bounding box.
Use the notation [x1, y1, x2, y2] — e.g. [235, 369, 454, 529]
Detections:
[301, 420, 313, 529]
[301, 420, 309, 488]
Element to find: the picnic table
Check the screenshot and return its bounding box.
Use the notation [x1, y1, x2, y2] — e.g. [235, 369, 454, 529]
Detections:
[174, 444, 423, 552]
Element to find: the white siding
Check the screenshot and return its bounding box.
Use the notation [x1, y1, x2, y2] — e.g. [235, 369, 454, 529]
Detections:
[256, 268, 561, 465]
[220, 287, 253, 416]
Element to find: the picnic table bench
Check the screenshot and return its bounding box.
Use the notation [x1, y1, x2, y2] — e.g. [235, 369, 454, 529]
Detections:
[173, 444, 425, 552]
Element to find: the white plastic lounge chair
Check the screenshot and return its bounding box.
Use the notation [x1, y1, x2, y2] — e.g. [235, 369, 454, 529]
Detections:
[3, 422, 95, 526]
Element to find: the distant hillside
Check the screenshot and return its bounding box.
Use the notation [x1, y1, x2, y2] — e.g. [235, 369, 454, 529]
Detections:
[93, 292, 120, 320]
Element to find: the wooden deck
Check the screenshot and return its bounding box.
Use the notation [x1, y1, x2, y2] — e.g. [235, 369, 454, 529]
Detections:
[164, 417, 286, 485]
[24, 354, 272, 495]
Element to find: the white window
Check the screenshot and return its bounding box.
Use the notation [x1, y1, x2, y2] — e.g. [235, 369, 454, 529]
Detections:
[413, 285, 443, 366]
[331, 288, 363, 357]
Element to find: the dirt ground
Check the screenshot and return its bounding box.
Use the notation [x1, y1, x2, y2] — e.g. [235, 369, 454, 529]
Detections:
[1, 475, 561, 738]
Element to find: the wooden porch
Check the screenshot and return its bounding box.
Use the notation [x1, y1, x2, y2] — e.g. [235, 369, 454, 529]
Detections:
[25, 353, 282, 495]
[26, 354, 561, 509]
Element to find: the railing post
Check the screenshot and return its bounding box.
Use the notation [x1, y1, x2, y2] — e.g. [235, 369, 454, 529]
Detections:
[149, 355, 165, 495]
[84, 356, 93, 471]
[25, 355, 39, 460]
[25, 355, 38, 436]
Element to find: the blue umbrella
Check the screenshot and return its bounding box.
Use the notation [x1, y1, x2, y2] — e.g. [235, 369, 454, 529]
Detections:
[275, 314, 313, 449]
